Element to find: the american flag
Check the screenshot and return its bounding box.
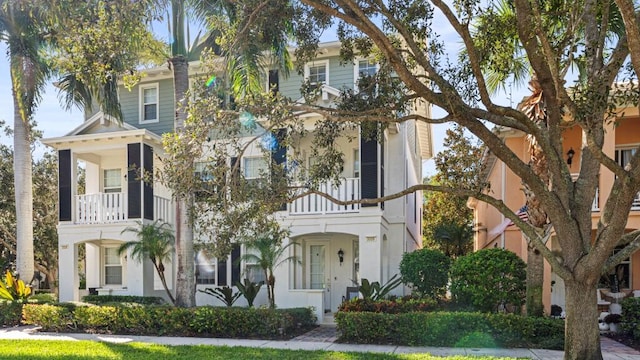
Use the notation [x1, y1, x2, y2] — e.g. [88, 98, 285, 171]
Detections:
[507, 205, 529, 226]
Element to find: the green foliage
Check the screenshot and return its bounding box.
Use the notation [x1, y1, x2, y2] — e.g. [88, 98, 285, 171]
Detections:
[22, 304, 73, 331]
[358, 275, 402, 301]
[235, 278, 262, 307]
[21, 303, 316, 338]
[454, 331, 497, 348]
[400, 249, 450, 298]
[81, 295, 164, 305]
[198, 286, 241, 307]
[119, 220, 176, 305]
[239, 230, 300, 308]
[338, 297, 437, 313]
[335, 311, 563, 349]
[28, 292, 57, 304]
[0, 270, 32, 301]
[621, 297, 640, 338]
[450, 249, 526, 313]
[0, 301, 23, 327]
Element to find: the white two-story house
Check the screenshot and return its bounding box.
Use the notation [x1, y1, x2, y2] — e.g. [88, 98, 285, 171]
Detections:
[43, 41, 432, 322]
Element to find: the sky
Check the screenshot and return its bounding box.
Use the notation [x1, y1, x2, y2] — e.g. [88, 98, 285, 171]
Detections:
[0, 9, 529, 178]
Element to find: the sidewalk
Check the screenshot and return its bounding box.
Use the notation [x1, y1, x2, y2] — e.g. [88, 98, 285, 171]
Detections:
[1, 325, 639, 359]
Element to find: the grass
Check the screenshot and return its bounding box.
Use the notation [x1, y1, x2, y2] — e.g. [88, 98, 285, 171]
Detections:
[0, 339, 524, 359]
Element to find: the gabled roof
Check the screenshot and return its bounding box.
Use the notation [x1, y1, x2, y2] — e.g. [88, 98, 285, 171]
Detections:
[41, 111, 163, 149]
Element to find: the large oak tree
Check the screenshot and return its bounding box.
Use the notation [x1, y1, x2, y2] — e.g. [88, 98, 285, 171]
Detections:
[180, 1, 640, 359]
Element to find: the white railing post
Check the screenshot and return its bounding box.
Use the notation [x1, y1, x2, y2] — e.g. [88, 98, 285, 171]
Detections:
[289, 178, 361, 215]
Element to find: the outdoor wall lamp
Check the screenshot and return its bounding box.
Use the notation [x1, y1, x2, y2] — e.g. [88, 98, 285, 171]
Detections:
[566, 148, 575, 167]
[337, 249, 344, 265]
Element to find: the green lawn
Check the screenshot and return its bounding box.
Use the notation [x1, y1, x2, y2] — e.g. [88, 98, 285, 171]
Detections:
[0, 340, 523, 359]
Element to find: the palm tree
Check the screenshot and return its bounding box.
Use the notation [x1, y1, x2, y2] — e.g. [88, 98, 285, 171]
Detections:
[432, 221, 474, 259]
[1, 1, 51, 285]
[239, 234, 300, 308]
[119, 220, 176, 305]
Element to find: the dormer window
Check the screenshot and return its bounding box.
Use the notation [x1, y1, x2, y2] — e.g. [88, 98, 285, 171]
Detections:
[305, 60, 330, 89]
[139, 83, 159, 123]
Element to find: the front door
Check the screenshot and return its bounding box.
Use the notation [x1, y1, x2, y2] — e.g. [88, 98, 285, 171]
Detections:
[308, 243, 331, 313]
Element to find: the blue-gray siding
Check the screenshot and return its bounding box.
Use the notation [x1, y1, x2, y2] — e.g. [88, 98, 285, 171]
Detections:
[120, 78, 175, 136]
[280, 56, 356, 100]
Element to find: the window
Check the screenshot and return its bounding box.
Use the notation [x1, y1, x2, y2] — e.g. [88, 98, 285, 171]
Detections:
[243, 157, 268, 180]
[104, 247, 122, 285]
[246, 264, 266, 284]
[139, 84, 159, 123]
[353, 149, 360, 178]
[354, 58, 378, 90]
[195, 245, 241, 286]
[615, 147, 638, 168]
[305, 60, 329, 87]
[195, 251, 216, 285]
[599, 246, 631, 291]
[103, 169, 122, 193]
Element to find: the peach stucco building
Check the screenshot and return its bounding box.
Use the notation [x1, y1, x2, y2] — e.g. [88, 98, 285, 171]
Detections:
[468, 105, 640, 313]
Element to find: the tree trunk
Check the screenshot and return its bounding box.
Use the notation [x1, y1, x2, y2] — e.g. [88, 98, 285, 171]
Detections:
[564, 280, 602, 360]
[11, 56, 35, 285]
[526, 246, 544, 316]
[171, 55, 195, 308]
[156, 262, 176, 305]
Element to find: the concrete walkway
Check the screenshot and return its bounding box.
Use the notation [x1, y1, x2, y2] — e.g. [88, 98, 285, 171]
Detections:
[1, 325, 640, 359]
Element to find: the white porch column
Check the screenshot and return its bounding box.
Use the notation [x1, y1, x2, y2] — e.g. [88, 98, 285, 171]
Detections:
[85, 243, 100, 289]
[358, 232, 382, 283]
[58, 242, 79, 302]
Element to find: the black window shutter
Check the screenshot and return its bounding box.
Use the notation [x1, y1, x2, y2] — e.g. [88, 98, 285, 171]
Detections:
[127, 143, 141, 219]
[231, 244, 241, 285]
[217, 257, 227, 286]
[268, 70, 279, 95]
[360, 136, 378, 207]
[271, 129, 287, 211]
[58, 149, 72, 221]
[143, 144, 154, 220]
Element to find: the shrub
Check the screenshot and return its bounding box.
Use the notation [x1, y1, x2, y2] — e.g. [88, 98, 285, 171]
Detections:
[0, 271, 32, 301]
[622, 297, 640, 338]
[335, 311, 563, 349]
[81, 295, 164, 305]
[22, 304, 74, 331]
[455, 331, 497, 348]
[21, 303, 315, 339]
[400, 248, 450, 298]
[338, 297, 437, 313]
[29, 293, 57, 304]
[358, 275, 402, 300]
[0, 301, 23, 327]
[450, 248, 526, 312]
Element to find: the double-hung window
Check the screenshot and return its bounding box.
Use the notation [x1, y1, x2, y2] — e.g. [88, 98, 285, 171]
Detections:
[104, 247, 123, 286]
[140, 83, 159, 123]
[195, 245, 241, 286]
[103, 169, 122, 193]
[244, 157, 268, 185]
[354, 58, 378, 90]
[305, 60, 329, 89]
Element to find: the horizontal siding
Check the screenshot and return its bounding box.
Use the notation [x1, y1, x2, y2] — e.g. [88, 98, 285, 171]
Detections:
[121, 78, 174, 136]
[280, 56, 356, 101]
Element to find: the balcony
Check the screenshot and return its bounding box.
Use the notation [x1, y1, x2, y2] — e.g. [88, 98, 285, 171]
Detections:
[75, 193, 172, 225]
[289, 178, 360, 215]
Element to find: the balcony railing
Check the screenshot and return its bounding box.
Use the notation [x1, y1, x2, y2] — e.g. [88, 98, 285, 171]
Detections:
[76, 193, 127, 224]
[75, 193, 172, 224]
[289, 178, 360, 215]
[632, 192, 640, 211]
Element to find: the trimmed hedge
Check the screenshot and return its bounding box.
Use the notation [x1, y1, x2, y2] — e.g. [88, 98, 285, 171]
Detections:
[622, 297, 640, 339]
[82, 295, 164, 305]
[335, 311, 564, 349]
[22, 303, 316, 339]
[0, 301, 23, 327]
[338, 298, 437, 313]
